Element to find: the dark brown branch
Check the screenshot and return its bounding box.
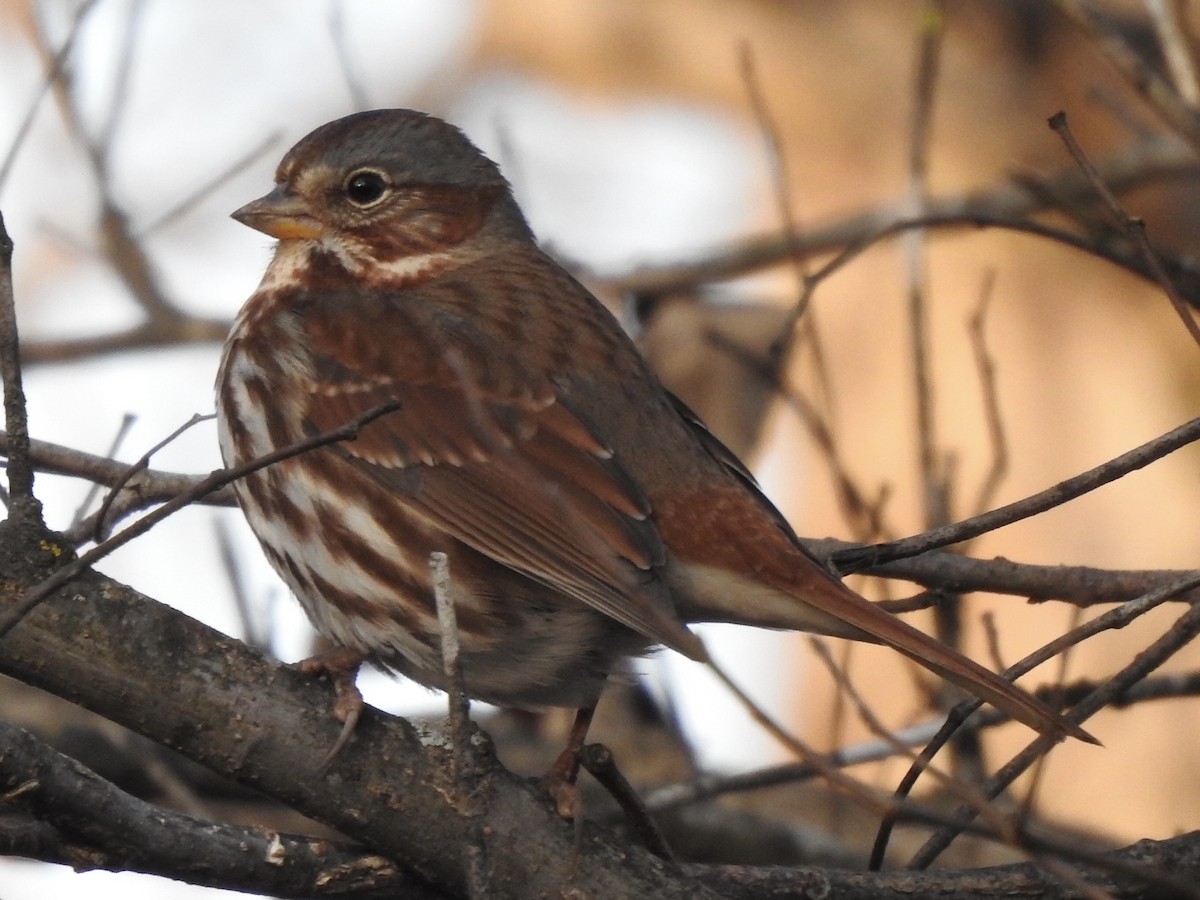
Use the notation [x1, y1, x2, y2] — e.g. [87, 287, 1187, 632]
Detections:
[2, 542, 1193, 897]
[0, 524, 720, 899]
[693, 831, 1200, 900]
[0, 721, 448, 899]
[604, 134, 1197, 297]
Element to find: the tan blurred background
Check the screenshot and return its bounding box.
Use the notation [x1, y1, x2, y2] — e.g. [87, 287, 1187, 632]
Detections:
[466, 0, 1200, 843]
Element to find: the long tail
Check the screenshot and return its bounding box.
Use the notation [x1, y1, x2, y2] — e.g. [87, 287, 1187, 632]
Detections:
[787, 565, 1098, 744]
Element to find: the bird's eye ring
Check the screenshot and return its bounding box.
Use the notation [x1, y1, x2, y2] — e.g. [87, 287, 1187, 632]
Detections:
[344, 169, 388, 207]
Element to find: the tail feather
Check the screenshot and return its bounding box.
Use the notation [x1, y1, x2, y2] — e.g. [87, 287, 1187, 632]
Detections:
[794, 569, 1098, 744]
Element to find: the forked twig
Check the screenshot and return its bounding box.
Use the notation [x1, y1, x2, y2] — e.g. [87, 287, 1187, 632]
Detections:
[0, 398, 401, 638]
[836, 415, 1200, 570]
[1049, 110, 1200, 350]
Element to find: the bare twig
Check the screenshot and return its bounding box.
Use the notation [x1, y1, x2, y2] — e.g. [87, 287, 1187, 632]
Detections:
[967, 272, 1008, 515]
[870, 567, 1200, 870]
[836, 414, 1200, 569]
[430, 550, 490, 898]
[1049, 0, 1200, 152]
[431, 551, 470, 780]
[1146, 0, 1200, 104]
[91, 413, 215, 542]
[1049, 110, 1200, 350]
[328, 1, 371, 110]
[0, 0, 99, 193]
[0, 398, 401, 638]
[580, 743, 676, 861]
[0, 213, 37, 523]
[906, 1, 949, 534]
[214, 515, 268, 651]
[807, 637, 1016, 847]
[645, 666, 1200, 814]
[70, 413, 135, 528]
[738, 42, 811, 344]
[910, 575, 1200, 869]
[140, 131, 281, 236]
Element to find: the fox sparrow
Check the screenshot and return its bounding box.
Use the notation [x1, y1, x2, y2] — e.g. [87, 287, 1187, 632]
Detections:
[216, 109, 1090, 777]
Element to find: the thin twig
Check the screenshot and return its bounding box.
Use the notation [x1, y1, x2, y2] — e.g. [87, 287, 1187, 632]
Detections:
[645, 665, 1200, 814]
[328, 1, 371, 110]
[214, 515, 268, 651]
[967, 271, 1008, 515]
[0, 213, 37, 523]
[1146, 0, 1200, 104]
[0, 398, 401, 638]
[807, 637, 1017, 847]
[1049, 0, 1200, 152]
[906, 1, 948, 534]
[738, 42, 811, 347]
[96, 0, 148, 153]
[836, 414, 1200, 569]
[70, 413, 135, 528]
[430, 550, 490, 899]
[580, 744, 676, 861]
[140, 132, 281, 236]
[910, 575, 1200, 869]
[870, 568, 1200, 869]
[91, 413, 215, 542]
[0, 0, 99, 193]
[1049, 110, 1200, 350]
[431, 550, 470, 779]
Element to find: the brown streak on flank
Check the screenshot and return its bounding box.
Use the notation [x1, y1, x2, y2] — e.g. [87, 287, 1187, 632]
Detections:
[261, 472, 316, 543]
[240, 471, 278, 520]
[241, 373, 297, 454]
[217, 377, 252, 459]
[270, 546, 313, 599]
[316, 499, 432, 617]
[307, 568, 400, 626]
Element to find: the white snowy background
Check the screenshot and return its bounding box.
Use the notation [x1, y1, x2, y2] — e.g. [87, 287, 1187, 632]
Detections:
[0, 1, 806, 896]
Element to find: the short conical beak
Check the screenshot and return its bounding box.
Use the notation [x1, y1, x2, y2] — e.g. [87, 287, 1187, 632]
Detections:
[231, 184, 324, 240]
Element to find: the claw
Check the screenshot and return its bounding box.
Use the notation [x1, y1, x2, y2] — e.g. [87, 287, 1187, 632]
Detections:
[296, 646, 367, 767]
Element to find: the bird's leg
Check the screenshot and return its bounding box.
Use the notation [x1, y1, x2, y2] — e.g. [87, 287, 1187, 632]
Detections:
[296, 645, 368, 767]
[541, 704, 596, 820]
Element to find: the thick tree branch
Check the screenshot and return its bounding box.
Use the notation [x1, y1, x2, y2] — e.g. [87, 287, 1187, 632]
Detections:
[694, 831, 1200, 900]
[0, 520, 719, 898]
[0, 721, 446, 899]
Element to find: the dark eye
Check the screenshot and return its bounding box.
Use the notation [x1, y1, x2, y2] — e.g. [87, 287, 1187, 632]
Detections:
[344, 170, 387, 206]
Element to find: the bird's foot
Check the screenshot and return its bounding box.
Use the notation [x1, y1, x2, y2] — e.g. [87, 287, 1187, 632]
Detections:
[296, 646, 367, 768]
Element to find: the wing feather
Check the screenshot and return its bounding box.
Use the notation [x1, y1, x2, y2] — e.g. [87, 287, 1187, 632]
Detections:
[301, 300, 705, 661]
